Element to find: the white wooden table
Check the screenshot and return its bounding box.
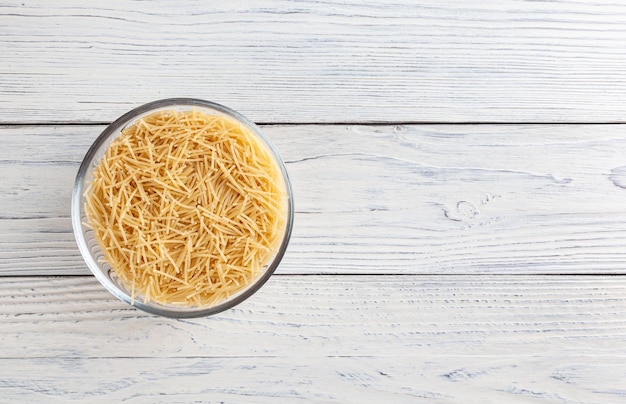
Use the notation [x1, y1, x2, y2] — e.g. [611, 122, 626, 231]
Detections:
[2, 1, 626, 402]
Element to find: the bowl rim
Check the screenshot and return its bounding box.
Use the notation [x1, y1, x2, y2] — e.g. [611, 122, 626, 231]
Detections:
[71, 98, 294, 318]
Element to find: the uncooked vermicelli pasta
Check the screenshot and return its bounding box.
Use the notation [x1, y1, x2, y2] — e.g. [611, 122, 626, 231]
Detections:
[84, 110, 287, 307]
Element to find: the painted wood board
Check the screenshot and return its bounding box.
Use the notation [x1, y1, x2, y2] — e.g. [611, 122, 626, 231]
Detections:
[2, 0, 626, 123]
[1, 355, 624, 403]
[0, 275, 624, 402]
[2, 124, 626, 275]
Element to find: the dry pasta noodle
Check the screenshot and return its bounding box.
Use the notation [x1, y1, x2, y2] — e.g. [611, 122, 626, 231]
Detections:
[84, 110, 287, 307]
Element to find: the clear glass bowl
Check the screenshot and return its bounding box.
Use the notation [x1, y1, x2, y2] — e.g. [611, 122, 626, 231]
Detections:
[71, 98, 294, 318]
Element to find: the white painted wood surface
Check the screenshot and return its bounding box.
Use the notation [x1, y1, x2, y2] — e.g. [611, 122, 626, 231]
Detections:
[1, 276, 625, 402]
[3, 124, 626, 276]
[2, 0, 626, 402]
[2, 0, 626, 123]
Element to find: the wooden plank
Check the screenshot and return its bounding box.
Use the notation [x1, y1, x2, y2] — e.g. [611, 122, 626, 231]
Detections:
[0, 275, 624, 402]
[1, 356, 624, 403]
[2, 1, 626, 124]
[3, 124, 626, 275]
[1, 275, 625, 358]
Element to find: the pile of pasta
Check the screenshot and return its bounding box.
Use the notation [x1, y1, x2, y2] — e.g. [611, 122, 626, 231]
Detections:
[85, 110, 287, 307]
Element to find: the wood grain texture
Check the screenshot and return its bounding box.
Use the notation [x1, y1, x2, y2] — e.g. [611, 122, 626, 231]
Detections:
[3, 124, 626, 276]
[4, 2, 626, 402]
[2, 0, 626, 124]
[1, 356, 624, 403]
[0, 275, 624, 402]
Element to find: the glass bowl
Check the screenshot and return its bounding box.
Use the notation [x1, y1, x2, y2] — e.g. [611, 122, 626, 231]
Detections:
[71, 98, 294, 318]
